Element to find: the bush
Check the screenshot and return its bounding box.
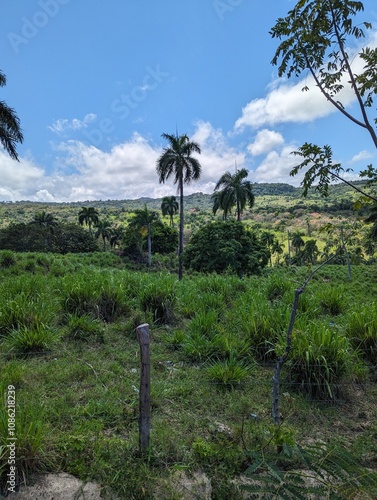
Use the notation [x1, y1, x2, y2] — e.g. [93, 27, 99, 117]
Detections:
[183, 221, 269, 276]
[152, 221, 178, 254]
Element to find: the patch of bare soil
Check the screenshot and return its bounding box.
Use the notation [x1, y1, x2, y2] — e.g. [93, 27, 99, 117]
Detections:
[6, 473, 102, 499]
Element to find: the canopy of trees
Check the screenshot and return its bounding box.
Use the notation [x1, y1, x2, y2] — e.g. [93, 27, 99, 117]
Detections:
[183, 220, 269, 276]
[0, 222, 98, 254]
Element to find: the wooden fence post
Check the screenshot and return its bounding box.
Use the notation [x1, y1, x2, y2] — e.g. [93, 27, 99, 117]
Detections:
[136, 323, 150, 455]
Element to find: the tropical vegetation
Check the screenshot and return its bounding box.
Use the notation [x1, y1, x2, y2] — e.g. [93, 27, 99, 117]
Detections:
[212, 168, 255, 221]
[0, 1, 377, 497]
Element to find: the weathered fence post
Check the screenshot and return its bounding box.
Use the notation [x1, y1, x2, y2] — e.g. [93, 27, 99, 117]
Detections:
[136, 323, 150, 455]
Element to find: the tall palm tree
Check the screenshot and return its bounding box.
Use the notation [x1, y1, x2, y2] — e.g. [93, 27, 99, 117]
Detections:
[78, 207, 99, 235]
[129, 205, 159, 266]
[212, 168, 254, 221]
[0, 70, 23, 160]
[94, 220, 113, 251]
[30, 211, 58, 251]
[261, 231, 276, 267]
[302, 239, 319, 264]
[110, 226, 125, 249]
[291, 231, 305, 255]
[161, 195, 179, 227]
[272, 239, 284, 266]
[156, 133, 202, 280]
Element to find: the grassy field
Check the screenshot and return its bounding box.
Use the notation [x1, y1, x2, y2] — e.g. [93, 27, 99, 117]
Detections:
[0, 251, 376, 498]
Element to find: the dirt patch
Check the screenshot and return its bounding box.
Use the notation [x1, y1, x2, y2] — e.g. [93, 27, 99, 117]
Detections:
[7, 473, 102, 499]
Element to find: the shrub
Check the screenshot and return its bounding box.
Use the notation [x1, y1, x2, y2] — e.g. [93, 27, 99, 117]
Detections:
[183, 220, 269, 276]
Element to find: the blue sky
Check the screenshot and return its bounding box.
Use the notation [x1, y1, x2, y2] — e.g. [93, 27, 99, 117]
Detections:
[0, 0, 376, 202]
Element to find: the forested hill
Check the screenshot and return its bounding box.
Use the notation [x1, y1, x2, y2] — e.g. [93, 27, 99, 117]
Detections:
[0, 180, 370, 227]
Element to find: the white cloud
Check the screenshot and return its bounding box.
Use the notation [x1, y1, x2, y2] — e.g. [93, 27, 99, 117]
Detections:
[0, 124, 243, 202]
[191, 121, 246, 187]
[0, 151, 45, 200]
[48, 113, 97, 134]
[247, 129, 284, 156]
[251, 145, 302, 185]
[349, 150, 374, 164]
[235, 33, 377, 131]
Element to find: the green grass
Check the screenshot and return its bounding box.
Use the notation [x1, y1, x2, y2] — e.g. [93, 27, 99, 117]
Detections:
[0, 255, 376, 498]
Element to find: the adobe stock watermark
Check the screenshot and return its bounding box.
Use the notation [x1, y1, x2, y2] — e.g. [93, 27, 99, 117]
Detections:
[6, 385, 17, 494]
[83, 65, 169, 147]
[7, 0, 72, 54]
[213, 0, 244, 21]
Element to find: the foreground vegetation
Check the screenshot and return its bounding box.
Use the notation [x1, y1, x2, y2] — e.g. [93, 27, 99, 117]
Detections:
[0, 251, 376, 498]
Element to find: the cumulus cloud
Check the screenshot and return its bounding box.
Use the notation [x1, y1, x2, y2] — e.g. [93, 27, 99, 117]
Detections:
[349, 150, 374, 164]
[191, 121, 247, 188]
[48, 113, 97, 134]
[0, 123, 247, 202]
[235, 33, 377, 131]
[251, 145, 303, 185]
[247, 129, 285, 156]
[0, 151, 45, 200]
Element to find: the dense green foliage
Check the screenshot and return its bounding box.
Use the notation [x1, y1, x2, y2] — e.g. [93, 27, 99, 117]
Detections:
[0, 222, 98, 253]
[183, 220, 269, 275]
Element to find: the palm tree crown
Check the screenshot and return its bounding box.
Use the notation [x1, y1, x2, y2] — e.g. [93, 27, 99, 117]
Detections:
[78, 207, 99, 235]
[161, 195, 179, 227]
[156, 133, 201, 280]
[212, 168, 254, 221]
[130, 205, 160, 266]
[31, 211, 58, 229]
[0, 70, 24, 161]
[94, 220, 113, 251]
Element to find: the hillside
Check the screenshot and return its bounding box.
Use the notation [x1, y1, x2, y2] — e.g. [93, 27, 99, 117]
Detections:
[0, 181, 370, 226]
